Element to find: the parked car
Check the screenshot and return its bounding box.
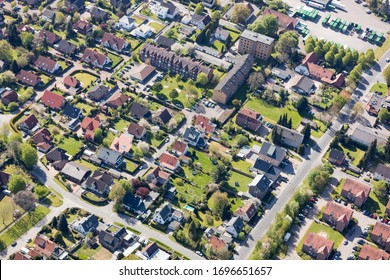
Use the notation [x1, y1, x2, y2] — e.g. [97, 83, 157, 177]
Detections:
[195, 251, 203, 256]
[358, 239, 365, 245]
[343, 240, 348, 245]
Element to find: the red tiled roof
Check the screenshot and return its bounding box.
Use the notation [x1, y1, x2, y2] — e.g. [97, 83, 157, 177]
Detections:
[151, 166, 171, 180]
[234, 203, 256, 220]
[372, 222, 390, 241]
[323, 201, 353, 223]
[359, 244, 390, 260]
[262, 8, 298, 32]
[63, 76, 80, 88]
[172, 140, 187, 154]
[101, 32, 127, 51]
[82, 48, 110, 66]
[238, 108, 261, 120]
[160, 153, 179, 170]
[106, 91, 130, 108]
[20, 114, 39, 130]
[303, 232, 334, 256]
[33, 235, 57, 257]
[31, 128, 52, 146]
[127, 122, 146, 138]
[342, 178, 371, 201]
[34, 55, 58, 72]
[209, 235, 227, 251]
[302, 51, 320, 66]
[194, 114, 215, 133]
[16, 70, 41, 87]
[14, 252, 31, 260]
[81, 116, 101, 131]
[41, 90, 65, 109]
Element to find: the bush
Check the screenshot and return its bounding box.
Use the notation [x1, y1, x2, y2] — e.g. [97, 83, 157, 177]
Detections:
[34, 185, 50, 199]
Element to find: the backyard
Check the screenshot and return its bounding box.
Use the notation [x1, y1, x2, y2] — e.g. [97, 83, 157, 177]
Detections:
[189, 149, 215, 174]
[56, 136, 83, 156]
[123, 159, 139, 173]
[107, 52, 123, 69]
[362, 191, 387, 215]
[173, 178, 204, 207]
[182, 166, 212, 187]
[75, 244, 112, 260]
[227, 171, 253, 193]
[114, 119, 130, 132]
[0, 196, 24, 232]
[72, 72, 97, 88]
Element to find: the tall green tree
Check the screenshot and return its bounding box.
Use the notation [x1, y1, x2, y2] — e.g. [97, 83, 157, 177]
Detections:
[8, 175, 27, 194]
[19, 143, 38, 169]
[58, 214, 69, 233]
[302, 123, 311, 143]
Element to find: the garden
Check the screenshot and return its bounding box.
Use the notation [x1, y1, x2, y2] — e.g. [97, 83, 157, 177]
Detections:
[72, 71, 98, 89]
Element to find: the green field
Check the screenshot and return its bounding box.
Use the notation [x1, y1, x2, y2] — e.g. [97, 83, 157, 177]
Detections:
[0, 196, 24, 232]
[245, 98, 302, 129]
[190, 149, 215, 174]
[375, 35, 390, 60]
[107, 52, 123, 69]
[131, 15, 146, 25]
[182, 166, 212, 186]
[149, 22, 165, 33]
[231, 159, 252, 173]
[73, 72, 97, 88]
[43, 194, 63, 207]
[174, 178, 204, 205]
[0, 206, 50, 250]
[370, 83, 388, 95]
[227, 171, 252, 193]
[338, 143, 365, 166]
[75, 244, 112, 260]
[75, 159, 99, 171]
[114, 119, 130, 132]
[57, 137, 83, 156]
[123, 159, 139, 173]
[76, 102, 95, 116]
[362, 191, 387, 214]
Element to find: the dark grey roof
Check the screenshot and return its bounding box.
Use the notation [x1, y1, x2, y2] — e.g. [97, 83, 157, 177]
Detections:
[63, 103, 81, 119]
[329, 148, 345, 162]
[46, 147, 69, 167]
[144, 242, 159, 257]
[241, 29, 275, 45]
[249, 174, 273, 193]
[110, 0, 131, 7]
[253, 159, 281, 181]
[156, 108, 172, 124]
[42, 8, 56, 19]
[78, 214, 99, 233]
[227, 216, 244, 233]
[214, 27, 229, 38]
[184, 126, 201, 142]
[259, 142, 286, 164]
[85, 170, 113, 193]
[90, 7, 109, 20]
[156, 35, 175, 48]
[293, 75, 315, 94]
[88, 85, 110, 101]
[56, 40, 77, 55]
[158, 204, 171, 221]
[97, 147, 122, 166]
[62, 162, 91, 181]
[122, 192, 146, 213]
[66, 0, 85, 9]
[157, 0, 176, 15]
[129, 102, 150, 118]
[375, 163, 390, 179]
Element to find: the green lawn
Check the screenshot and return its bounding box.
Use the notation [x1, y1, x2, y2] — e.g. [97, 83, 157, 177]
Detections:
[57, 137, 83, 156]
[149, 22, 165, 33]
[182, 166, 212, 186]
[43, 194, 63, 207]
[73, 72, 97, 88]
[245, 98, 302, 129]
[296, 222, 344, 254]
[123, 159, 139, 173]
[190, 149, 215, 174]
[75, 159, 99, 171]
[0, 206, 50, 250]
[114, 119, 130, 132]
[339, 143, 365, 166]
[0, 196, 24, 232]
[311, 119, 327, 138]
[76, 102, 95, 116]
[231, 159, 252, 173]
[227, 171, 252, 193]
[75, 244, 101, 260]
[209, 40, 224, 52]
[58, 60, 68, 71]
[229, 197, 245, 212]
[40, 73, 52, 84]
[131, 15, 146, 25]
[375, 35, 390, 60]
[362, 191, 387, 214]
[174, 178, 204, 204]
[228, 30, 241, 42]
[370, 83, 388, 95]
[107, 52, 123, 69]
[140, 7, 159, 20]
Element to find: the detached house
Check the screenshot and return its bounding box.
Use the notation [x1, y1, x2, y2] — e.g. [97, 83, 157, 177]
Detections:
[225, 216, 244, 238]
[110, 0, 131, 9]
[371, 222, 390, 252]
[88, 85, 110, 102]
[183, 126, 204, 147]
[81, 48, 112, 69]
[322, 201, 353, 232]
[160, 153, 180, 171]
[65, 0, 85, 12]
[106, 91, 130, 108]
[153, 203, 172, 225]
[63, 103, 82, 120]
[171, 140, 188, 156]
[110, 133, 133, 154]
[61, 162, 91, 184]
[127, 122, 146, 139]
[90, 6, 109, 22]
[83, 170, 113, 196]
[359, 244, 390, 260]
[234, 203, 256, 222]
[34, 56, 61, 74]
[42, 8, 56, 22]
[63, 76, 80, 89]
[17, 70, 42, 87]
[31, 128, 52, 153]
[374, 163, 390, 185]
[55, 40, 77, 57]
[262, 8, 298, 34]
[194, 114, 216, 135]
[81, 116, 101, 141]
[101, 32, 129, 53]
[236, 108, 263, 132]
[45, 148, 69, 171]
[1, 89, 19, 106]
[258, 142, 286, 167]
[302, 232, 334, 260]
[153, 107, 172, 126]
[341, 178, 371, 207]
[150, 0, 178, 20]
[328, 149, 346, 165]
[38, 29, 60, 46]
[248, 174, 273, 200]
[73, 20, 93, 35]
[41, 90, 66, 110]
[97, 147, 123, 168]
[129, 102, 150, 119]
[116, 15, 136, 31]
[0, 171, 10, 189]
[19, 114, 40, 134]
[146, 166, 171, 186]
[275, 125, 304, 149]
[99, 228, 128, 252]
[191, 14, 212, 30]
[73, 214, 99, 236]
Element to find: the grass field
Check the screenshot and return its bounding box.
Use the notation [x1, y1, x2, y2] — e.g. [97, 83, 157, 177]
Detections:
[0, 196, 24, 232]
[75, 244, 111, 260]
[182, 166, 212, 187]
[362, 191, 387, 214]
[43, 194, 63, 207]
[58, 60, 68, 71]
[375, 35, 390, 60]
[231, 159, 252, 173]
[73, 72, 97, 88]
[39, 73, 52, 84]
[339, 143, 365, 166]
[131, 15, 146, 25]
[370, 83, 388, 95]
[123, 159, 139, 173]
[229, 197, 245, 212]
[149, 22, 165, 33]
[114, 119, 130, 132]
[227, 171, 252, 193]
[296, 222, 344, 254]
[245, 98, 302, 129]
[174, 178, 204, 204]
[75, 159, 99, 171]
[107, 52, 123, 69]
[0, 206, 50, 250]
[57, 137, 83, 156]
[190, 149, 215, 174]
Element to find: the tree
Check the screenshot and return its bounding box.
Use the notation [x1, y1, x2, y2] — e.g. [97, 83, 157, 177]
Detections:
[169, 89, 178, 99]
[302, 123, 311, 143]
[373, 181, 388, 204]
[324, 51, 335, 65]
[384, 136, 390, 161]
[194, 3, 204, 15]
[365, 49, 375, 66]
[8, 175, 26, 194]
[247, 72, 265, 91]
[51, 216, 58, 228]
[236, 135, 249, 147]
[351, 102, 364, 119]
[360, 139, 377, 168]
[7, 102, 18, 112]
[13, 191, 36, 213]
[314, 45, 325, 59]
[379, 108, 390, 123]
[296, 96, 309, 114]
[208, 191, 230, 216]
[211, 11, 221, 21]
[94, 128, 103, 144]
[211, 163, 230, 183]
[58, 214, 69, 233]
[136, 187, 150, 199]
[297, 144, 305, 155]
[384, 64, 390, 85]
[370, 0, 378, 9]
[305, 43, 315, 53]
[152, 82, 163, 92]
[275, 31, 299, 62]
[249, 15, 278, 37]
[109, 182, 126, 211]
[65, 20, 75, 39]
[196, 73, 208, 87]
[232, 4, 251, 24]
[188, 220, 197, 241]
[19, 143, 37, 169]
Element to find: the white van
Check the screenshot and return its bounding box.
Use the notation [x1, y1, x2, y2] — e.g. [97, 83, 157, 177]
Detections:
[2, 190, 11, 196]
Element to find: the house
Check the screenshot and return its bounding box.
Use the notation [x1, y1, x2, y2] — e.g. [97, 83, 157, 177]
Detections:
[134, 25, 154, 39]
[73, 20, 93, 35]
[371, 222, 390, 252]
[156, 35, 175, 49]
[234, 203, 256, 222]
[38, 30, 60, 46]
[262, 8, 298, 34]
[83, 170, 113, 196]
[341, 178, 371, 207]
[350, 125, 386, 147]
[208, 235, 228, 251]
[225, 216, 244, 238]
[183, 126, 202, 147]
[236, 108, 263, 132]
[101, 32, 129, 53]
[129, 102, 150, 118]
[19, 114, 40, 134]
[20, 0, 40, 6]
[81, 116, 101, 140]
[90, 6, 109, 21]
[275, 125, 304, 149]
[153, 203, 171, 225]
[139, 44, 213, 81]
[128, 64, 156, 83]
[31, 235, 68, 260]
[45, 148, 69, 171]
[271, 67, 291, 81]
[17, 24, 35, 34]
[150, 0, 178, 20]
[17, 70, 42, 88]
[63, 103, 82, 119]
[248, 174, 273, 200]
[153, 107, 172, 126]
[97, 147, 124, 168]
[146, 166, 171, 186]
[41, 90, 65, 110]
[81, 48, 112, 69]
[0, 171, 10, 189]
[322, 201, 353, 232]
[99, 228, 128, 252]
[374, 163, 390, 184]
[127, 122, 146, 139]
[34, 56, 61, 74]
[63, 76, 80, 89]
[88, 85, 110, 102]
[65, 0, 85, 12]
[61, 162, 92, 183]
[237, 30, 275, 60]
[69, 119, 81, 131]
[55, 40, 77, 57]
[73, 214, 99, 236]
[302, 232, 334, 260]
[328, 149, 346, 165]
[1, 89, 18, 106]
[253, 159, 281, 182]
[214, 27, 229, 41]
[358, 244, 390, 260]
[191, 14, 212, 30]
[291, 75, 315, 95]
[194, 114, 216, 134]
[116, 15, 136, 31]
[110, 0, 131, 9]
[41, 8, 56, 22]
[106, 91, 130, 108]
[110, 133, 133, 154]
[160, 153, 179, 171]
[31, 128, 52, 153]
[212, 54, 254, 104]
[171, 140, 188, 156]
[386, 199, 390, 217]
[365, 94, 383, 116]
[141, 242, 170, 260]
[295, 52, 345, 88]
[258, 142, 286, 167]
[122, 192, 147, 214]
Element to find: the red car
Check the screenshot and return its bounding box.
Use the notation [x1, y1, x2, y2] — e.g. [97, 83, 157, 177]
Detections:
[372, 213, 377, 219]
[310, 198, 317, 203]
